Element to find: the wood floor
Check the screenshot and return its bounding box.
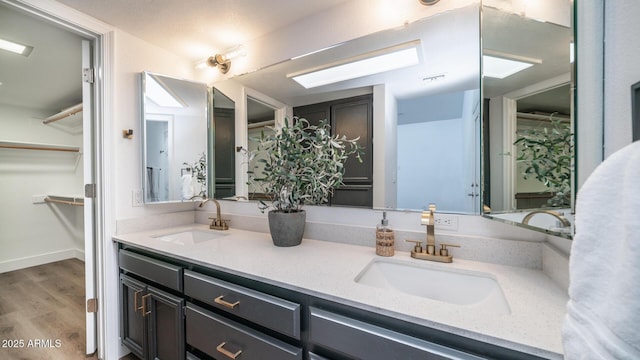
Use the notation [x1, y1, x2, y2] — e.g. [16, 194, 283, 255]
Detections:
[0, 259, 88, 360]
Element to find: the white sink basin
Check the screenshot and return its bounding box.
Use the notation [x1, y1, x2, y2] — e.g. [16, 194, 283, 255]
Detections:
[355, 259, 511, 314]
[151, 229, 228, 245]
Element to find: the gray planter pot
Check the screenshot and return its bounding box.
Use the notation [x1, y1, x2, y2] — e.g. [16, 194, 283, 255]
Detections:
[268, 210, 306, 247]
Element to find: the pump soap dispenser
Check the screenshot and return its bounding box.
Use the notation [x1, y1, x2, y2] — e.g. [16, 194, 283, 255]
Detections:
[376, 212, 395, 256]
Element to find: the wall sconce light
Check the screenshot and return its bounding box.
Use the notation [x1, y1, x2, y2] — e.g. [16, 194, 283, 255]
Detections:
[207, 54, 232, 74]
[199, 45, 246, 74]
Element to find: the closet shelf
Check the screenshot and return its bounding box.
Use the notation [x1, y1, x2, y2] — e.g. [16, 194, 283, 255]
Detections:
[45, 194, 84, 206]
[43, 103, 83, 124]
[0, 140, 80, 153]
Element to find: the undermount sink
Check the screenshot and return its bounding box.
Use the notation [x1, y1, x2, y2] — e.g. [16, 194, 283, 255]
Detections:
[355, 259, 511, 314]
[151, 229, 229, 245]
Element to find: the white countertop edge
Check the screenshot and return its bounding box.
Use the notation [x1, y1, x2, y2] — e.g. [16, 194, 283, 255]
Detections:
[113, 224, 567, 359]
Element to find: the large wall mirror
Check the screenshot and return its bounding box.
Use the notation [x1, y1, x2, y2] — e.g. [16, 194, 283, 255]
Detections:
[481, 2, 575, 238]
[141, 72, 209, 203]
[217, 3, 482, 214]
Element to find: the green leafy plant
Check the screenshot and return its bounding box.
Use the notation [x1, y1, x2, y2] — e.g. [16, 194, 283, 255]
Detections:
[248, 117, 363, 213]
[514, 114, 573, 207]
[184, 152, 207, 197]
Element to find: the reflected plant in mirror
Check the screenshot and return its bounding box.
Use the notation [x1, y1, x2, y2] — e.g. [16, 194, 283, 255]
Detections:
[514, 114, 573, 208]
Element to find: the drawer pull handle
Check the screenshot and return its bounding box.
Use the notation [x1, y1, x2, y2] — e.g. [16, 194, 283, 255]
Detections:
[141, 294, 152, 317]
[216, 341, 242, 359]
[214, 295, 240, 309]
[133, 290, 143, 313]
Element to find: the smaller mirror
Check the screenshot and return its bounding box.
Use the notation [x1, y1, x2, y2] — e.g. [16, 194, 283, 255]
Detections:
[141, 72, 209, 203]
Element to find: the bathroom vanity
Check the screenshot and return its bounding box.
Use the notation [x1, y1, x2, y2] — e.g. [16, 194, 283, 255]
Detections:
[114, 225, 567, 360]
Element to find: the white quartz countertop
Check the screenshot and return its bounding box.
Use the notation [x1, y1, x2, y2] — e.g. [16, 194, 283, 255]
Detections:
[113, 224, 568, 358]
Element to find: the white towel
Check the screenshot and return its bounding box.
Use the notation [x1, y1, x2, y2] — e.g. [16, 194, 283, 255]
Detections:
[562, 141, 640, 359]
[181, 173, 194, 200]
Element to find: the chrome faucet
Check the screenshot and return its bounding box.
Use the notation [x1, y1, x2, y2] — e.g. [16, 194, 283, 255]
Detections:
[522, 210, 571, 228]
[406, 204, 460, 263]
[192, 196, 229, 230]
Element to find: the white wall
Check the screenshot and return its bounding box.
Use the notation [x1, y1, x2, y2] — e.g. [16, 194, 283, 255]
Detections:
[112, 30, 203, 221]
[0, 104, 84, 272]
[603, 1, 640, 156]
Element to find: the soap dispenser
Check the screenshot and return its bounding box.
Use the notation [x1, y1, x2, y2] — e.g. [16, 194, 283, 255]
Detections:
[376, 212, 395, 256]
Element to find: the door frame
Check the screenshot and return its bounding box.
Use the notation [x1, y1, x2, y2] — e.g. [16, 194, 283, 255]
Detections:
[2, 0, 118, 359]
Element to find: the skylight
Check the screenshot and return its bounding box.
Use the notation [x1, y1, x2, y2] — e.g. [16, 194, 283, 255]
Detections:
[0, 37, 33, 56]
[289, 41, 421, 89]
[145, 74, 186, 108]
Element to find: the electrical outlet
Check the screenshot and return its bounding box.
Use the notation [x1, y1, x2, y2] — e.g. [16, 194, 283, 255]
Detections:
[434, 214, 458, 231]
[132, 189, 143, 207]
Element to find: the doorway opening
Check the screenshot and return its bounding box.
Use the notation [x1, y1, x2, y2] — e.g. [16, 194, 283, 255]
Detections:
[0, 2, 97, 358]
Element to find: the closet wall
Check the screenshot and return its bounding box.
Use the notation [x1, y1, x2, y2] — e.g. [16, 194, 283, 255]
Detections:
[0, 103, 84, 273]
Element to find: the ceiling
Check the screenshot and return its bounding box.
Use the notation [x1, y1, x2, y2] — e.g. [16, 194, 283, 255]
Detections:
[0, 1, 571, 119]
[54, 0, 351, 62]
[0, 0, 350, 115]
[0, 2, 83, 112]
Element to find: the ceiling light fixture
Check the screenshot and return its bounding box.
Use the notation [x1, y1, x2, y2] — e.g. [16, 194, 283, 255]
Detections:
[0, 37, 33, 56]
[197, 45, 246, 74]
[482, 50, 541, 79]
[145, 74, 186, 108]
[288, 40, 421, 89]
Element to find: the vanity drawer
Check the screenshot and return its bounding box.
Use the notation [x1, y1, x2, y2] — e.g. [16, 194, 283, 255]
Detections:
[119, 249, 183, 292]
[184, 269, 300, 339]
[309, 307, 484, 360]
[186, 302, 302, 360]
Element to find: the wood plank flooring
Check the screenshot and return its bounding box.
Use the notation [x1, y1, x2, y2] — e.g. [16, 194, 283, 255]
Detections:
[0, 259, 89, 360]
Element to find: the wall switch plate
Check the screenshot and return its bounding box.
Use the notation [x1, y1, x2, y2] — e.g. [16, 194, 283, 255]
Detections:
[132, 189, 143, 207]
[434, 214, 458, 231]
[32, 195, 47, 204]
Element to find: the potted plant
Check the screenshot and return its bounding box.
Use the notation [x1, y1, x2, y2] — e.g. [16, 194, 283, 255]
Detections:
[514, 113, 573, 207]
[248, 117, 362, 246]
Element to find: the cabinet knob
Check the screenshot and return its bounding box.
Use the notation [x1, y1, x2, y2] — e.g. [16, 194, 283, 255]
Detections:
[216, 341, 242, 359]
[133, 290, 143, 313]
[214, 295, 240, 309]
[141, 293, 152, 317]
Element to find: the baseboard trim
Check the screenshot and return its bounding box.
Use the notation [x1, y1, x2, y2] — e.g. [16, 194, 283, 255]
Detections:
[0, 248, 84, 273]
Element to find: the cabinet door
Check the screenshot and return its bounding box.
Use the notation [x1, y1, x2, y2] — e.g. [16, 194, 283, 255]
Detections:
[146, 286, 185, 360]
[120, 274, 147, 360]
[331, 96, 373, 207]
[214, 107, 236, 198]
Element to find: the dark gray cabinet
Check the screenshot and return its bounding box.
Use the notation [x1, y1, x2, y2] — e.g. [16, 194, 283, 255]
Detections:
[294, 94, 373, 207]
[309, 307, 484, 360]
[118, 245, 550, 360]
[184, 269, 301, 339]
[186, 303, 302, 360]
[120, 274, 185, 360]
[213, 107, 236, 199]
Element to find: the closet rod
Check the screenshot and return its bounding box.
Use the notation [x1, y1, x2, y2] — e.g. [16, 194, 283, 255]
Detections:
[43, 103, 83, 124]
[44, 197, 84, 206]
[0, 143, 80, 152]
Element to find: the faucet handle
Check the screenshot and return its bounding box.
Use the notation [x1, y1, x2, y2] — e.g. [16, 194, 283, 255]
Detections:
[405, 239, 423, 253]
[439, 243, 460, 257]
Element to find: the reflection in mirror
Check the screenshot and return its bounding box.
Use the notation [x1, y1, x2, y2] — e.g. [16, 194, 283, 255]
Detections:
[247, 96, 276, 200]
[141, 72, 208, 203]
[210, 88, 236, 199]
[481, 3, 575, 238]
[220, 3, 481, 213]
